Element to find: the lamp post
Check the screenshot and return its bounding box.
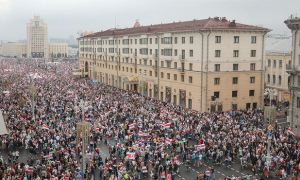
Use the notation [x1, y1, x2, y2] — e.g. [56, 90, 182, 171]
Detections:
[266, 124, 273, 169]
[79, 99, 88, 178]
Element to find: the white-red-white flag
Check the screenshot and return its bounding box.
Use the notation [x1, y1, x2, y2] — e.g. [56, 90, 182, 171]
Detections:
[126, 152, 135, 160]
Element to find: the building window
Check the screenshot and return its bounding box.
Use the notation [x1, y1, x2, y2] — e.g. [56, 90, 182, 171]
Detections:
[279, 75, 282, 85]
[268, 59, 271, 67]
[167, 73, 170, 79]
[181, 75, 184, 82]
[189, 50, 193, 57]
[250, 63, 256, 71]
[234, 36, 239, 43]
[182, 37, 185, 44]
[232, 77, 238, 84]
[190, 36, 193, 44]
[174, 49, 178, 56]
[174, 62, 177, 69]
[215, 64, 220, 71]
[251, 50, 256, 57]
[161, 72, 164, 78]
[233, 50, 239, 57]
[251, 36, 257, 44]
[298, 76, 300, 86]
[189, 63, 193, 71]
[215, 50, 221, 57]
[279, 60, 282, 68]
[273, 75, 276, 84]
[232, 91, 238, 97]
[298, 55, 300, 65]
[174, 37, 178, 44]
[149, 71, 152, 76]
[249, 90, 255, 96]
[188, 99, 192, 109]
[232, 104, 237, 110]
[188, 76, 193, 83]
[214, 78, 220, 85]
[267, 74, 270, 83]
[161, 61, 164, 67]
[273, 60, 276, 68]
[246, 103, 251, 109]
[297, 97, 300, 108]
[174, 74, 177, 80]
[166, 61, 171, 68]
[215, 36, 221, 43]
[214, 91, 220, 98]
[250, 76, 255, 83]
[233, 64, 239, 71]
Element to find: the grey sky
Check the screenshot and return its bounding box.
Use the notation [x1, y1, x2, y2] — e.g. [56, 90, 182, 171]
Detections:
[0, 0, 299, 41]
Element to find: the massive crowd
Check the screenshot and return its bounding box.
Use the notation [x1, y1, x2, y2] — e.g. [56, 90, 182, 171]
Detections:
[0, 58, 299, 180]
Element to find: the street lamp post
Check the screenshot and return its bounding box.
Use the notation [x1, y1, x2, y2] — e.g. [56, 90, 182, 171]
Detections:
[266, 125, 273, 169]
[79, 99, 88, 178]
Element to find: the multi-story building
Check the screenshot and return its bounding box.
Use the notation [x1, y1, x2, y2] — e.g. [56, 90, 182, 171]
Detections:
[27, 16, 48, 58]
[49, 43, 68, 58]
[285, 16, 300, 134]
[265, 51, 291, 104]
[78, 17, 270, 112]
[0, 42, 27, 57]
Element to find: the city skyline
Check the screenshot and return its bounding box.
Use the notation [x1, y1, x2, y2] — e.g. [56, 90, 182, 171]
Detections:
[0, 0, 300, 41]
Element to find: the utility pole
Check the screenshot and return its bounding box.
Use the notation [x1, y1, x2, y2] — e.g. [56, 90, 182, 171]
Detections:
[29, 77, 36, 122]
[266, 124, 273, 169]
[77, 99, 90, 179]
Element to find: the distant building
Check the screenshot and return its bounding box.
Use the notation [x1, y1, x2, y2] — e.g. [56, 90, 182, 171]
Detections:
[285, 15, 300, 134]
[265, 51, 291, 104]
[0, 16, 72, 58]
[0, 42, 27, 57]
[27, 16, 49, 58]
[78, 17, 270, 112]
[49, 43, 68, 58]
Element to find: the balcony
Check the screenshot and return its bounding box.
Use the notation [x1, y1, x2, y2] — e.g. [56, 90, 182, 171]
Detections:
[286, 64, 297, 75]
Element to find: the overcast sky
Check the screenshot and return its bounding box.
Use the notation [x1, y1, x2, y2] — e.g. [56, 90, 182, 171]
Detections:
[0, 0, 299, 41]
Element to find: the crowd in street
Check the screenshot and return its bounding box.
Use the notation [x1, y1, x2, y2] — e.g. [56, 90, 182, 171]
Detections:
[0, 58, 299, 180]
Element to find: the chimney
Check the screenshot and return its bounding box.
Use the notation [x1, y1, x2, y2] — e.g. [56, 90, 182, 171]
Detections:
[221, 17, 227, 22]
[229, 20, 236, 27]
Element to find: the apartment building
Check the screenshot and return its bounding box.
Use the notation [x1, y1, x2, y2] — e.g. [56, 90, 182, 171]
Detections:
[78, 17, 270, 112]
[265, 51, 291, 103]
[27, 16, 48, 58]
[285, 16, 300, 134]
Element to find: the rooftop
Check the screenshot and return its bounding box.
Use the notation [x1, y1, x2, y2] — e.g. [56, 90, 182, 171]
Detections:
[81, 17, 270, 38]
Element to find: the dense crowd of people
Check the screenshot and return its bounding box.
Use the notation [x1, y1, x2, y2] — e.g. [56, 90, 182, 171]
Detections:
[0, 58, 299, 180]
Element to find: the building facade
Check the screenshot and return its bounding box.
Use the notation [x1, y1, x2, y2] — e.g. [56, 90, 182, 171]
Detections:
[49, 43, 68, 58]
[78, 17, 269, 112]
[0, 42, 27, 57]
[285, 16, 300, 134]
[265, 51, 291, 103]
[27, 16, 48, 58]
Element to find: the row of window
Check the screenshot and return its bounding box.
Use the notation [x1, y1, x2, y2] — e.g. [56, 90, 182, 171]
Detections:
[80, 35, 257, 46]
[267, 74, 282, 85]
[215, 50, 256, 57]
[214, 76, 256, 85]
[213, 90, 256, 99]
[215, 36, 257, 44]
[214, 63, 256, 71]
[94, 62, 193, 83]
[267, 59, 290, 68]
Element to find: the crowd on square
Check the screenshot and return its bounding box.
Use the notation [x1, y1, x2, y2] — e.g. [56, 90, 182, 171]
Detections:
[0, 58, 299, 180]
